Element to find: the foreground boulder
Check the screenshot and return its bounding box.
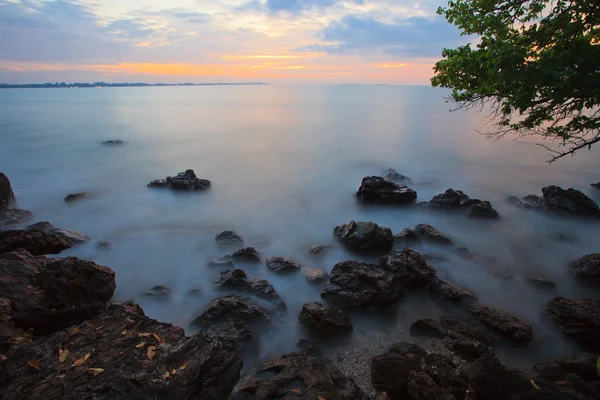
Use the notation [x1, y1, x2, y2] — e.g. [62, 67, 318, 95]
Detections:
[304, 268, 328, 284]
[509, 186, 600, 218]
[214, 269, 286, 309]
[0, 229, 73, 255]
[569, 253, 600, 286]
[321, 260, 403, 308]
[422, 188, 499, 219]
[0, 302, 242, 400]
[298, 302, 352, 334]
[356, 176, 417, 205]
[371, 342, 427, 399]
[0, 249, 115, 335]
[215, 230, 244, 248]
[0, 173, 15, 210]
[334, 220, 394, 253]
[470, 304, 533, 341]
[545, 296, 600, 350]
[231, 351, 368, 400]
[231, 246, 261, 263]
[413, 223, 454, 245]
[379, 249, 436, 288]
[148, 169, 211, 191]
[266, 256, 301, 273]
[430, 278, 477, 302]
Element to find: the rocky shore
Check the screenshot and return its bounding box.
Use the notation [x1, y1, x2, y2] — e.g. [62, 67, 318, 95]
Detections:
[1, 171, 599, 399]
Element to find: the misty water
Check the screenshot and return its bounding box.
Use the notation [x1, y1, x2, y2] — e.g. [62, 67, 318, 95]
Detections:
[1, 85, 599, 383]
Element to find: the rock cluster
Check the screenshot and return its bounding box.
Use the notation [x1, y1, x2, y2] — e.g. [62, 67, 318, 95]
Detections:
[509, 185, 600, 218]
[148, 169, 211, 190]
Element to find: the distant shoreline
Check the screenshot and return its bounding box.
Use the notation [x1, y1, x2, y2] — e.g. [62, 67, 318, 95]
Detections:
[0, 82, 268, 89]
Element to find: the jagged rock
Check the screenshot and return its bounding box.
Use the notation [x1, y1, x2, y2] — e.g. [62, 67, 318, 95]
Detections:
[430, 278, 477, 302]
[0, 249, 115, 335]
[407, 370, 456, 400]
[414, 224, 454, 245]
[102, 139, 124, 145]
[384, 168, 411, 182]
[591, 182, 600, 190]
[371, 342, 427, 399]
[0, 209, 32, 227]
[334, 220, 394, 253]
[208, 255, 234, 267]
[424, 189, 499, 219]
[142, 286, 171, 299]
[266, 256, 301, 273]
[64, 192, 89, 203]
[0, 302, 242, 400]
[304, 268, 328, 284]
[410, 319, 447, 338]
[569, 253, 600, 286]
[422, 352, 469, 399]
[0, 229, 73, 255]
[379, 249, 436, 288]
[509, 186, 600, 218]
[321, 260, 403, 308]
[148, 169, 211, 191]
[545, 297, 600, 350]
[428, 189, 467, 209]
[215, 230, 244, 248]
[463, 352, 532, 400]
[0, 173, 15, 210]
[465, 199, 500, 219]
[444, 338, 489, 363]
[533, 353, 599, 384]
[440, 316, 492, 346]
[231, 246, 261, 263]
[470, 304, 533, 341]
[25, 221, 54, 232]
[232, 351, 368, 400]
[50, 228, 91, 243]
[394, 228, 421, 243]
[298, 302, 352, 334]
[213, 269, 286, 309]
[524, 275, 557, 290]
[309, 244, 334, 258]
[357, 176, 417, 204]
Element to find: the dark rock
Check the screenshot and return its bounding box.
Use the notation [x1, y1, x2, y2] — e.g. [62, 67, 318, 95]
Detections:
[379, 249, 436, 288]
[414, 223, 454, 245]
[231, 246, 261, 263]
[188, 286, 203, 295]
[371, 342, 427, 399]
[334, 220, 394, 253]
[214, 269, 286, 309]
[444, 338, 489, 363]
[556, 353, 599, 382]
[569, 253, 600, 286]
[298, 302, 352, 334]
[545, 297, 600, 350]
[430, 278, 477, 302]
[148, 169, 211, 191]
[96, 240, 111, 248]
[407, 370, 456, 400]
[410, 318, 447, 338]
[208, 255, 235, 267]
[232, 351, 367, 400]
[296, 338, 324, 358]
[266, 256, 301, 273]
[0, 173, 15, 210]
[0, 249, 115, 335]
[215, 230, 244, 248]
[591, 182, 600, 190]
[321, 260, 403, 308]
[0, 229, 74, 255]
[25, 221, 54, 232]
[309, 244, 334, 258]
[102, 139, 124, 145]
[440, 316, 492, 346]
[142, 285, 171, 298]
[357, 176, 417, 205]
[50, 228, 91, 243]
[394, 228, 421, 243]
[64, 192, 89, 203]
[328, 366, 371, 400]
[542, 185, 600, 217]
[465, 199, 500, 219]
[0, 209, 32, 227]
[524, 275, 557, 290]
[428, 188, 467, 209]
[422, 352, 469, 399]
[552, 232, 580, 244]
[304, 268, 328, 284]
[0, 302, 242, 400]
[507, 195, 535, 209]
[384, 168, 411, 182]
[470, 304, 533, 341]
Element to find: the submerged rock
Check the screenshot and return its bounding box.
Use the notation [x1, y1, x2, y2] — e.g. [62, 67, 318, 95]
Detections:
[148, 169, 211, 191]
[208, 255, 234, 267]
[321, 260, 403, 308]
[148, 178, 168, 187]
[213, 269, 286, 309]
[545, 296, 600, 350]
[384, 168, 411, 182]
[379, 249, 436, 288]
[357, 176, 417, 205]
[509, 186, 600, 218]
[266, 256, 301, 273]
[0, 209, 32, 227]
[413, 223, 454, 245]
[102, 139, 124, 145]
[141, 285, 171, 299]
[0, 249, 115, 335]
[524, 275, 557, 290]
[95, 240, 111, 248]
[215, 230, 244, 248]
[569, 253, 600, 286]
[0, 173, 15, 210]
[64, 192, 89, 203]
[0, 229, 73, 255]
[334, 220, 394, 253]
[304, 268, 328, 284]
[309, 244, 334, 259]
[470, 304, 533, 341]
[231, 246, 261, 263]
[430, 278, 477, 302]
[591, 182, 600, 190]
[298, 302, 352, 334]
[0, 302, 242, 400]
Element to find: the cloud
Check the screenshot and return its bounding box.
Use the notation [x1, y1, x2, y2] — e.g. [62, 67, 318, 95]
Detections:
[240, 0, 364, 14]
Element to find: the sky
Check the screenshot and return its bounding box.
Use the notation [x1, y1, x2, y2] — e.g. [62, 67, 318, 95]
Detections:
[0, 0, 468, 84]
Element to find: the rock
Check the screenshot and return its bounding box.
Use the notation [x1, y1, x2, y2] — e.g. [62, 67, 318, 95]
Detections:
[407, 370, 456, 400]
[0, 249, 115, 335]
[440, 316, 492, 346]
[208, 255, 234, 267]
[591, 182, 600, 190]
[422, 352, 470, 399]
[384, 168, 411, 182]
[0, 229, 74, 255]
[569, 253, 600, 286]
[231, 246, 261, 263]
[356, 176, 417, 205]
[304, 268, 328, 284]
[142, 285, 171, 298]
[328, 366, 371, 400]
[309, 244, 334, 258]
[64, 192, 89, 202]
[424, 189, 500, 219]
[410, 318, 447, 338]
[430, 278, 477, 302]
[266, 256, 301, 273]
[102, 139, 124, 145]
[556, 353, 599, 382]
[428, 188, 467, 209]
[379, 249, 436, 288]
[213, 269, 286, 309]
[232, 351, 368, 400]
[545, 297, 600, 350]
[296, 338, 324, 358]
[0, 302, 242, 400]
[95, 240, 111, 248]
[0, 209, 32, 227]
[444, 338, 489, 363]
[552, 232, 579, 244]
[298, 302, 352, 334]
[509, 186, 600, 218]
[414, 223, 454, 245]
[188, 286, 203, 295]
[334, 220, 394, 253]
[394, 228, 421, 243]
[148, 169, 211, 191]
[0, 173, 15, 210]
[371, 342, 427, 399]
[524, 275, 557, 290]
[321, 260, 403, 308]
[469, 304, 533, 341]
[465, 199, 500, 219]
[50, 228, 91, 243]
[25, 221, 54, 232]
[215, 230, 244, 248]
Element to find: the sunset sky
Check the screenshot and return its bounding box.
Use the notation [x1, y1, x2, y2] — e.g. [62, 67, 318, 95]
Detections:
[0, 0, 467, 84]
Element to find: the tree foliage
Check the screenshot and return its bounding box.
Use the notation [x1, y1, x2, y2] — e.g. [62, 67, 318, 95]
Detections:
[432, 0, 600, 161]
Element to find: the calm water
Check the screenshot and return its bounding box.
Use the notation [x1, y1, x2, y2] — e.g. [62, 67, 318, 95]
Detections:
[1, 85, 599, 373]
